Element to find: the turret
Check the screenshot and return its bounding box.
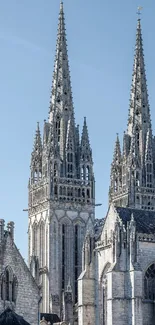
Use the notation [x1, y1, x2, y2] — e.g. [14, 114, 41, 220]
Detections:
[80, 117, 93, 183]
[30, 122, 42, 184]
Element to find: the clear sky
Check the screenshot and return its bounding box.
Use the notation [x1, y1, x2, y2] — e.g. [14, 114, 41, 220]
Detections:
[0, 0, 155, 261]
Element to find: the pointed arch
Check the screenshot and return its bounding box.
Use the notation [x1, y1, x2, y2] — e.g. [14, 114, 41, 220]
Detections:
[144, 263, 155, 300]
[40, 220, 45, 267]
[32, 222, 38, 256]
[0, 266, 17, 302]
[100, 262, 111, 325]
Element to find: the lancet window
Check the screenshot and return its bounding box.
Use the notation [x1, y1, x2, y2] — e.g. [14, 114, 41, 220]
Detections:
[0, 267, 18, 302]
[55, 116, 61, 142]
[146, 163, 153, 188]
[144, 263, 155, 300]
[62, 224, 66, 290]
[74, 225, 78, 303]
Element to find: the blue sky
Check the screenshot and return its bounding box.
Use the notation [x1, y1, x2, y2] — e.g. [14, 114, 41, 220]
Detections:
[0, 0, 155, 261]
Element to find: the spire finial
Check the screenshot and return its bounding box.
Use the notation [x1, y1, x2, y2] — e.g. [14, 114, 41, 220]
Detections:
[60, 1, 63, 11]
[137, 6, 143, 17]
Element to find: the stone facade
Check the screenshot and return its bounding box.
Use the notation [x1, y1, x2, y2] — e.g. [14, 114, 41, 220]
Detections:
[0, 220, 39, 325]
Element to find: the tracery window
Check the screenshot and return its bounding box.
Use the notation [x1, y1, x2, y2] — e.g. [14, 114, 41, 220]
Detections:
[144, 263, 155, 300]
[0, 267, 18, 302]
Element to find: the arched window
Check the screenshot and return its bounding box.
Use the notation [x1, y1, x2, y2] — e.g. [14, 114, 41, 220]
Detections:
[136, 171, 140, 186]
[1, 274, 4, 300]
[114, 178, 118, 192]
[63, 187, 66, 196]
[12, 275, 18, 302]
[86, 166, 90, 182]
[55, 116, 61, 142]
[135, 127, 140, 147]
[54, 185, 58, 195]
[6, 269, 9, 301]
[144, 263, 155, 300]
[0, 267, 17, 303]
[33, 223, 38, 256]
[40, 222, 45, 267]
[34, 170, 38, 183]
[60, 187, 63, 196]
[87, 189, 90, 198]
[54, 163, 58, 177]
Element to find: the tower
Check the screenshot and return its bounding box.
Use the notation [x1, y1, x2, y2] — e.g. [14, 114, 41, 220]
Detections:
[109, 18, 155, 210]
[28, 1, 95, 319]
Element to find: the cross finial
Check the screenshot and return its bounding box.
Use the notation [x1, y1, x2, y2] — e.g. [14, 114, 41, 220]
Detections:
[137, 6, 143, 16]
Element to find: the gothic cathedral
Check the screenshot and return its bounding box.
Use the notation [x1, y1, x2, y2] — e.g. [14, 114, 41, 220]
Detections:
[28, 2, 155, 325]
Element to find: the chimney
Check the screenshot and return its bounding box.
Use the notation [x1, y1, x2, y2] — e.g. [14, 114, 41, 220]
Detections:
[0, 219, 5, 243]
[7, 221, 15, 241]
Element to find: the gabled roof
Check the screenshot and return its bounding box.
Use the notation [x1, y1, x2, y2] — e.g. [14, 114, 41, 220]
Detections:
[40, 313, 60, 325]
[0, 308, 30, 325]
[116, 206, 155, 234]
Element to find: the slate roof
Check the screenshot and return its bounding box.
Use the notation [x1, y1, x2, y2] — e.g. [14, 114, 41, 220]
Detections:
[116, 207, 155, 234]
[0, 308, 30, 325]
[40, 313, 60, 325]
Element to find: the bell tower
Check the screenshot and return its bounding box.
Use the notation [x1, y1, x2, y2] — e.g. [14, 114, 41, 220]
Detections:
[28, 1, 95, 319]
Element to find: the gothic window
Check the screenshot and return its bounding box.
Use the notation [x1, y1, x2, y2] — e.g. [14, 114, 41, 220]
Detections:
[78, 188, 81, 198]
[62, 224, 66, 290]
[5, 269, 9, 301]
[144, 263, 155, 300]
[87, 189, 90, 199]
[146, 163, 153, 188]
[86, 166, 90, 182]
[54, 185, 58, 195]
[81, 166, 84, 181]
[114, 178, 118, 192]
[60, 163, 63, 177]
[82, 189, 85, 198]
[54, 163, 58, 177]
[0, 267, 18, 303]
[136, 171, 140, 186]
[33, 223, 38, 256]
[12, 275, 18, 302]
[55, 116, 61, 142]
[40, 222, 45, 267]
[57, 95, 61, 103]
[74, 225, 78, 303]
[135, 127, 140, 147]
[34, 170, 38, 183]
[63, 187, 66, 196]
[67, 152, 73, 163]
[60, 187, 63, 195]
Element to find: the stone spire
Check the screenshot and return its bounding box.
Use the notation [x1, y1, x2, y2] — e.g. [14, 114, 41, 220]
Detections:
[127, 19, 152, 156]
[112, 134, 121, 165]
[109, 18, 155, 210]
[49, 1, 74, 124]
[81, 117, 92, 161]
